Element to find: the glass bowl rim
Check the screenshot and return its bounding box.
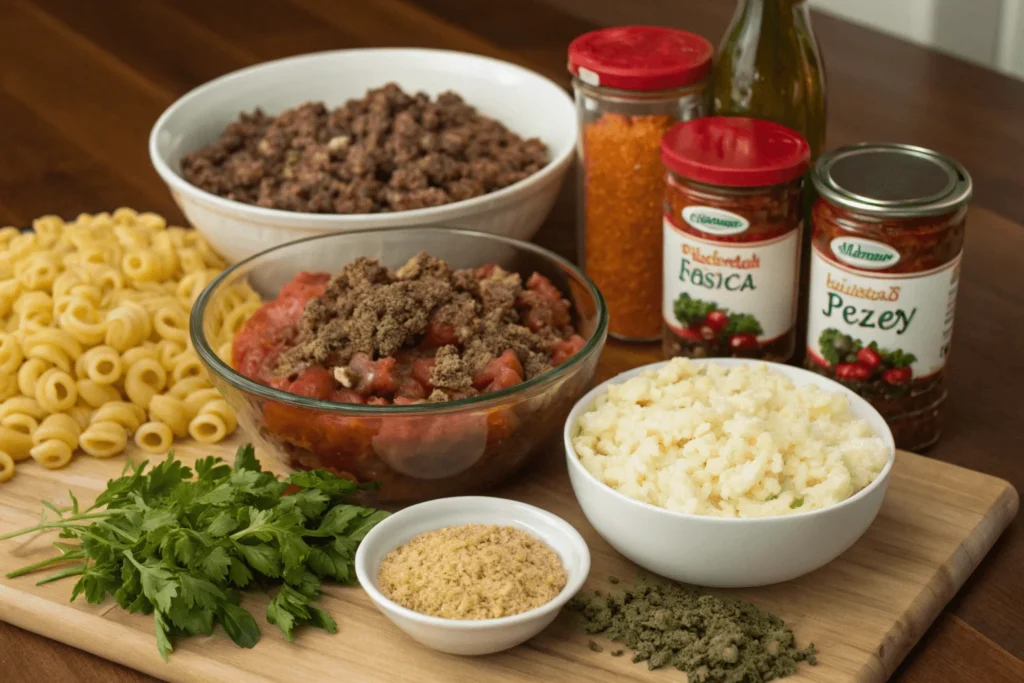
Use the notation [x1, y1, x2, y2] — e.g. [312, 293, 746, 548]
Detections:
[190, 226, 609, 415]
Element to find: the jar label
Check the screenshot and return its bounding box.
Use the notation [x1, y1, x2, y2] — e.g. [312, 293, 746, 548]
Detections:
[830, 236, 902, 270]
[806, 247, 961, 382]
[662, 218, 799, 346]
[681, 206, 750, 236]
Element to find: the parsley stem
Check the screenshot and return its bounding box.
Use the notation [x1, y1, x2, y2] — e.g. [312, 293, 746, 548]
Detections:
[5, 551, 86, 579]
[0, 512, 119, 541]
[36, 563, 87, 586]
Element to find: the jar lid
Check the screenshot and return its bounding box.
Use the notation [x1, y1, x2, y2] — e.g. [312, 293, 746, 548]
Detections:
[660, 117, 811, 187]
[567, 26, 713, 91]
[813, 143, 972, 217]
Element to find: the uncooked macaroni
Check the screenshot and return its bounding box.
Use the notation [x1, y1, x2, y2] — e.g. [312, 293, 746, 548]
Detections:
[0, 210, 257, 482]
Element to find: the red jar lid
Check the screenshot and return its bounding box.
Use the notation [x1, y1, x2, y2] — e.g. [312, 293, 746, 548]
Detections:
[567, 26, 713, 91]
[661, 117, 811, 187]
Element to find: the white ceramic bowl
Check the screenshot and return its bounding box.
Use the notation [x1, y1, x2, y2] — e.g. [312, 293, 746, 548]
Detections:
[149, 49, 577, 263]
[564, 358, 896, 588]
[354, 496, 590, 655]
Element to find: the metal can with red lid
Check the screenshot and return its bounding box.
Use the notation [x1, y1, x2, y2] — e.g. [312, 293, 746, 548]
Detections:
[660, 116, 811, 361]
[805, 143, 972, 451]
[568, 25, 713, 342]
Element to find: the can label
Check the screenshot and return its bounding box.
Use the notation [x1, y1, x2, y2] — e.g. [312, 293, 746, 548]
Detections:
[805, 247, 961, 382]
[662, 215, 800, 347]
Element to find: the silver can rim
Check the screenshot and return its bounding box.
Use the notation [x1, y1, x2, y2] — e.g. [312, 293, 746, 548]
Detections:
[812, 142, 973, 217]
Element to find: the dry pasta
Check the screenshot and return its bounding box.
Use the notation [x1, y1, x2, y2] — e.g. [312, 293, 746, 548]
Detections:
[79, 420, 127, 458]
[0, 450, 14, 482]
[0, 426, 33, 461]
[77, 379, 121, 408]
[134, 421, 174, 454]
[2, 413, 38, 436]
[68, 404, 93, 430]
[34, 413, 82, 448]
[91, 401, 145, 433]
[36, 367, 78, 413]
[147, 394, 190, 438]
[0, 211, 258, 482]
[188, 398, 237, 444]
[75, 344, 122, 384]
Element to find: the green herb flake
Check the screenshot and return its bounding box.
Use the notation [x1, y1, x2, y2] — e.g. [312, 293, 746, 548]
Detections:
[569, 578, 817, 683]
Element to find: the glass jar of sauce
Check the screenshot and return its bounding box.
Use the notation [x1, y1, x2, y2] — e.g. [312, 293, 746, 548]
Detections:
[660, 117, 810, 361]
[805, 143, 972, 451]
[568, 26, 712, 342]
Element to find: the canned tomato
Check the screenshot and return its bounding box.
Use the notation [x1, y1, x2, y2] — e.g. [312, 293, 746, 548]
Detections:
[660, 117, 810, 361]
[805, 143, 972, 450]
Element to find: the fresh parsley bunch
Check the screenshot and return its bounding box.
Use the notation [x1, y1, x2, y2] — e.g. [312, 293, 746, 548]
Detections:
[1, 445, 388, 660]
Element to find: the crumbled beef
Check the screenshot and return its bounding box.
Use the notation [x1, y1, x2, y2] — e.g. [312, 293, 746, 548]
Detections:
[271, 252, 580, 403]
[180, 84, 549, 214]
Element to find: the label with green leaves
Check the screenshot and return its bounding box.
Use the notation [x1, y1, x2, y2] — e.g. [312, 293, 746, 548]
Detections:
[806, 247, 962, 379]
[662, 218, 799, 344]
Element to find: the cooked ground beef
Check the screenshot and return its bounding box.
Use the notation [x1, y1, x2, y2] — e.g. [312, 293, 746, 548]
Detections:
[180, 83, 549, 214]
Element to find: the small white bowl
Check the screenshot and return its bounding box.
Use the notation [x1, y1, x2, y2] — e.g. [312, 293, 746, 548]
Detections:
[564, 358, 895, 588]
[149, 48, 577, 263]
[354, 496, 590, 655]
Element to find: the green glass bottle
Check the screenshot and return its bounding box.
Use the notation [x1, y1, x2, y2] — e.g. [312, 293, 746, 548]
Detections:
[713, 0, 826, 158]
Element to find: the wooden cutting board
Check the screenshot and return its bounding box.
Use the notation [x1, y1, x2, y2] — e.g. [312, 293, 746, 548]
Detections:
[0, 435, 1016, 683]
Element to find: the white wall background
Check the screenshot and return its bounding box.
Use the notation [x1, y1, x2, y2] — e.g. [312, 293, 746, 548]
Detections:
[810, 0, 1024, 79]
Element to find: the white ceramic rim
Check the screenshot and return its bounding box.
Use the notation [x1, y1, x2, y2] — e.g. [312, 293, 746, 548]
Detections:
[148, 48, 577, 227]
[563, 358, 897, 525]
[354, 496, 590, 629]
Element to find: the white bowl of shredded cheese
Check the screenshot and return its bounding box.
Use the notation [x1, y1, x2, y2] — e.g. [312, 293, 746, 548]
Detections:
[564, 358, 895, 587]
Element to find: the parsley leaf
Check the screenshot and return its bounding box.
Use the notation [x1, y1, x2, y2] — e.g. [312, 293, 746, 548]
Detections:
[233, 444, 261, 473]
[219, 603, 260, 649]
[2, 446, 387, 660]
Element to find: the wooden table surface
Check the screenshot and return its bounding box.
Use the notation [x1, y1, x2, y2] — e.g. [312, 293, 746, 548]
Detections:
[0, 0, 1020, 681]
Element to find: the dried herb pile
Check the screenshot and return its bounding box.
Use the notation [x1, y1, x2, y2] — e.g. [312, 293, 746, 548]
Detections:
[569, 579, 817, 683]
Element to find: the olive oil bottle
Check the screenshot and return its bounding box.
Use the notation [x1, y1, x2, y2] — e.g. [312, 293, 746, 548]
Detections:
[713, 0, 826, 362]
[713, 0, 826, 156]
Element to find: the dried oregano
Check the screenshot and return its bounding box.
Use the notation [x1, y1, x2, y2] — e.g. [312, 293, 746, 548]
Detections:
[569, 578, 817, 683]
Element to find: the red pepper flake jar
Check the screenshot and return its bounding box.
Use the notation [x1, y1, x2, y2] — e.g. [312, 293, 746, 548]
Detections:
[569, 25, 713, 342]
[660, 116, 810, 361]
[805, 143, 972, 451]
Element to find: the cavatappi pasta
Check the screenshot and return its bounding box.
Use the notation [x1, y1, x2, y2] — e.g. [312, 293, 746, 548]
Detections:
[0, 210, 258, 481]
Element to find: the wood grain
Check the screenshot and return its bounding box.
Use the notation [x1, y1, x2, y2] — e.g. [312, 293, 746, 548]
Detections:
[0, 435, 1016, 683]
[1, 0, 1022, 680]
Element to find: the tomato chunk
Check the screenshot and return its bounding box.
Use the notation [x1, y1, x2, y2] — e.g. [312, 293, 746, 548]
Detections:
[411, 357, 436, 392]
[397, 376, 428, 400]
[526, 272, 562, 301]
[330, 388, 364, 404]
[423, 320, 458, 347]
[288, 366, 334, 400]
[473, 350, 524, 390]
[516, 273, 571, 332]
[345, 353, 400, 397]
[551, 335, 586, 365]
[232, 271, 329, 383]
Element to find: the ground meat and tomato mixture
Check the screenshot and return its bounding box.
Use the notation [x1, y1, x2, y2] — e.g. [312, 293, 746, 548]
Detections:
[181, 84, 549, 214]
[231, 254, 588, 501]
[233, 253, 586, 405]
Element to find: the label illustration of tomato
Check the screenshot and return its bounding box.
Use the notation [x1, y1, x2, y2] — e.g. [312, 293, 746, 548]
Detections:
[672, 293, 764, 352]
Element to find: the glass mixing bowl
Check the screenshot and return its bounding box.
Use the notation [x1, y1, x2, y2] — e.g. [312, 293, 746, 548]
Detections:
[190, 227, 607, 503]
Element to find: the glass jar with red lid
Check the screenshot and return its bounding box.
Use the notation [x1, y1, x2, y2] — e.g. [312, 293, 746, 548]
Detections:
[805, 143, 972, 451]
[660, 116, 810, 361]
[568, 25, 713, 342]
